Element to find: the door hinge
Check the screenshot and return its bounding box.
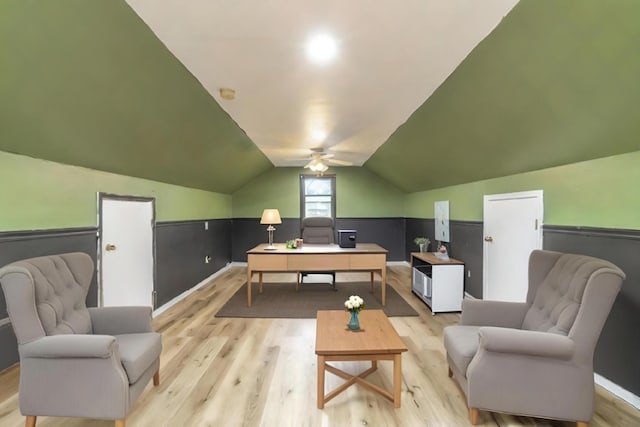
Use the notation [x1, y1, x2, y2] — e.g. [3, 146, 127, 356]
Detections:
[535, 219, 539, 230]
[152, 290, 157, 308]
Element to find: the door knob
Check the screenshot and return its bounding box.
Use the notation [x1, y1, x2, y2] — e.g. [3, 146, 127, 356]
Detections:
[484, 236, 493, 242]
[105, 244, 117, 251]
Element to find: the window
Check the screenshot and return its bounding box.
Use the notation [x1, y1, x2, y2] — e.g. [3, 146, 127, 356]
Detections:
[300, 174, 336, 218]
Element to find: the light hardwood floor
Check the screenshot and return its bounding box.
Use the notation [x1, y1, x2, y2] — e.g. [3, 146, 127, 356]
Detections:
[0, 265, 638, 427]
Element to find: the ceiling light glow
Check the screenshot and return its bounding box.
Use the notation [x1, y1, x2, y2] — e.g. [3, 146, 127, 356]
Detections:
[306, 33, 337, 65]
[311, 129, 327, 141]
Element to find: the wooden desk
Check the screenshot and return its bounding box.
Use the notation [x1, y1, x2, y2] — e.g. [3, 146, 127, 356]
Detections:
[315, 310, 408, 408]
[246, 243, 388, 307]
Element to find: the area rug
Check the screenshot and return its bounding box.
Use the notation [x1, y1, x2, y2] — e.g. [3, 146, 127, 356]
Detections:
[215, 281, 418, 318]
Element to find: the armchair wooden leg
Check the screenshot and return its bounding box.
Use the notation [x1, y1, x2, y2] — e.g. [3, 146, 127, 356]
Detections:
[153, 370, 160, 386]
[576, 422, 588, 427]
[469, 408, 479, 425]
[25, 416, 36, 427]
[115, 419, 125, 427]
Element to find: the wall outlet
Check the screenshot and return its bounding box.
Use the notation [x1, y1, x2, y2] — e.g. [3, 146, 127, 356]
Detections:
[205, 256, 211, 264]
[204, 221, 209, 230]
[467, 270, 471, 278]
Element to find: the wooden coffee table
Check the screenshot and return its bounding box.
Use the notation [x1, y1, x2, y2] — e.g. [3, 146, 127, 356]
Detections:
[315, 309, 408, 408]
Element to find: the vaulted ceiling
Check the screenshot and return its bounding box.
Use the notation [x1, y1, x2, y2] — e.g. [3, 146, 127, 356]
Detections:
[1, 1, 638, 194]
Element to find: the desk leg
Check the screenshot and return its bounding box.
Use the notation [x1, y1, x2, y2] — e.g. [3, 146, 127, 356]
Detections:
[317, 355, 326, 409]
[247, 269, 252, 307]
[369, 271, 374, 293]
[381, 267, 387, 306]
[393, 353, 402, 408]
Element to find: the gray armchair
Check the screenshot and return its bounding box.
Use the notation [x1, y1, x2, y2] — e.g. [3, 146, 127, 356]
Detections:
[443, 250, 624, 427]
[0, 252, 162, 427]
[299, 216, 336, 290]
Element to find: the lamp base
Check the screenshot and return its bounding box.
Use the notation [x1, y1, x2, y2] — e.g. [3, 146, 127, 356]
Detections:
[264, 245, 278, 251]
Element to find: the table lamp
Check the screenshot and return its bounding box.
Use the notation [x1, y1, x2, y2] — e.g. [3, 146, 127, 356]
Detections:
[260, 208, 282, 250]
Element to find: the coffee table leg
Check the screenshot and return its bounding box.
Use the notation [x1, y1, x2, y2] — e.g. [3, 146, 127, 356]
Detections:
[393, 353, 402, 408]
[317, 355, 326, 409]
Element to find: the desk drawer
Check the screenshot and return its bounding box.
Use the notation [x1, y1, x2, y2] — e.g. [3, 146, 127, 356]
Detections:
[287, 254, 349, 270]
[248, 254, 288, 271]
[349, 253, 386, 269]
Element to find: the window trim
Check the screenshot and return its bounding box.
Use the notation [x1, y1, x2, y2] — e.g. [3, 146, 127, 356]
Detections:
[299, 174, 336, 219]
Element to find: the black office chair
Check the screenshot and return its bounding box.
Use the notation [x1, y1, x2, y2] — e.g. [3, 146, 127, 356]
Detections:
[299, 216, 336, 290]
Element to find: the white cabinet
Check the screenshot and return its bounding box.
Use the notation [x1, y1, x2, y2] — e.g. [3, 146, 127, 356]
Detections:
[411, 252, 464, 314]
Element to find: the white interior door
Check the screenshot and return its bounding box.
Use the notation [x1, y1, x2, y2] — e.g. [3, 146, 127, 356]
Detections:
[483, 190, 543, 302]
[100, 195, 155, 307]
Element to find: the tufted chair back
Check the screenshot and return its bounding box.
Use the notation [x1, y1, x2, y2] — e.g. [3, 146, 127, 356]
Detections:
[522, 250, 623, 336]
[301, 216, 335, 244]
[0, 253, 94, 345]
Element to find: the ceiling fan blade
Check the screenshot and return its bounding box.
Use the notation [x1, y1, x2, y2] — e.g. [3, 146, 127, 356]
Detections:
[327, 158, 352, 166]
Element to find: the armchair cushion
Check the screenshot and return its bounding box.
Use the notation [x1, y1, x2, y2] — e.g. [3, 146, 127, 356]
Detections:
[443, 325, 481, 375]
[116, 333, 162, 384]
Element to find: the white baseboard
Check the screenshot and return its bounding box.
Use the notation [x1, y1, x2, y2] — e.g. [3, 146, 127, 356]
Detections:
[152, 263, 233, 317]
[595, 373, 640, 410]
[464, 292, 476, 300]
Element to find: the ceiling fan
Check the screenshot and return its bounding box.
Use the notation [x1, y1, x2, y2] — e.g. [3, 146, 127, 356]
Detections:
[303, 148, 353, 173]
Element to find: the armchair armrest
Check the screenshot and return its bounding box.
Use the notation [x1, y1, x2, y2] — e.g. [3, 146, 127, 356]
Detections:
[21, 335, 117, 359]
[89, 306, 153, 335]
[479, 327, 575, 360]
[461, 299, 528, 328]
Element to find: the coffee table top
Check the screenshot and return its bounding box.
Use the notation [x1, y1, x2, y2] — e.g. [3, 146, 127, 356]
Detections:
[315, 310, 408, 355]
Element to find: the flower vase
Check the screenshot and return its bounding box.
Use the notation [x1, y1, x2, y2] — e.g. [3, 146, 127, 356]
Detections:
[347, 311, 360, 331]
[419, 243, 425, 252]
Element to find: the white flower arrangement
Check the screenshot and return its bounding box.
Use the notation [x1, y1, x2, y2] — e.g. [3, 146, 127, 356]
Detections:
[344, 295, 365, 313]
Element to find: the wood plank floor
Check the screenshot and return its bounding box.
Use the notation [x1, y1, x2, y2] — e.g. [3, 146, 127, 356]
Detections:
[0, 265, 638, 427]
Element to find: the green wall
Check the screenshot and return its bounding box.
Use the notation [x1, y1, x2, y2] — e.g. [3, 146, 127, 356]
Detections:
[0, 0, 271, 194]
[0, 151, 231, 232]
[366, 0, 640, 193]
[405, 151, 640, 230]
[232, 167, 405, 218]
[7, 147, 635, 232]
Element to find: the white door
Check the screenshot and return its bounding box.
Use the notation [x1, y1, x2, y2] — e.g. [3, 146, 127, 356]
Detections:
[483, 190, 543, 302]
[100, 195, 155, 307]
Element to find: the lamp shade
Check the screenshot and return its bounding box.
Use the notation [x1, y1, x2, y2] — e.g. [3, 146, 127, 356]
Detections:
[260, 209, 282, 225]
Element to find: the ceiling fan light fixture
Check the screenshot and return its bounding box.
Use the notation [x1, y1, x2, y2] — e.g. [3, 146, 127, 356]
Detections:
[306, 159, 328, 173]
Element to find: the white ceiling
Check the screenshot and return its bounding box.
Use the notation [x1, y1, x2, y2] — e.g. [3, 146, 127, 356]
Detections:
[126, 0, 518, 167]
